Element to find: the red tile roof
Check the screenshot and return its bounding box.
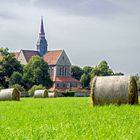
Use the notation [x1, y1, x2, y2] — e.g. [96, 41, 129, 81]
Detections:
[43, 50, 63, 65]
[53, 76, 80, 83]
[21, 50, 40, 62]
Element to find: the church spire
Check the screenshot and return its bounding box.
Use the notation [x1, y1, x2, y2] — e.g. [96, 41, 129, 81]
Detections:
[36, 17, 48, 56]
[40, 16, 45, 35]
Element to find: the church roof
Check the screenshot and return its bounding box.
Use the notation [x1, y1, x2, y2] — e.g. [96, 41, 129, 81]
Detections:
[43, 50, 63, 65]
[16, 49, 65, 65]
[21, 50, 40, 62]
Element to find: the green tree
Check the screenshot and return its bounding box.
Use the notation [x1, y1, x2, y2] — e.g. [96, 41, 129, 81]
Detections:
[80, 73, 91, 88]
[9, 72, 23, 86]
[91, 60, 114, 78]
[82, 66, 92, 75]
[71, 65, 83, 80]
[0, 48, 23, 88]
[23, 56, 53, 89]
[79, 66, 92, 88]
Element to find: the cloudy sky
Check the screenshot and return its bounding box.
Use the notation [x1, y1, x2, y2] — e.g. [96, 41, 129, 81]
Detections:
[0, 0, 140, 75]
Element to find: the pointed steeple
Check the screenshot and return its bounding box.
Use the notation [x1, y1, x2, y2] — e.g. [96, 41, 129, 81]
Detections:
[40, 16, 45, 35]
[36, 17, 48, 56]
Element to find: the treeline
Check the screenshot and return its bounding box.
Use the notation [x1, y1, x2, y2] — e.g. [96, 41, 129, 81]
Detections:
[0, 48, 139, 94]
[71, 62, 140, 90]
[71, 60, 124, 89]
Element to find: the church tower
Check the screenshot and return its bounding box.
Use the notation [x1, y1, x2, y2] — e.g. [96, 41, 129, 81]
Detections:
[36, 17, 48, 56]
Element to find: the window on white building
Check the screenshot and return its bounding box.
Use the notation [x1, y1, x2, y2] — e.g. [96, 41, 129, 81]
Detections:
[59, 67, 61, 76]
[63, 83, 66, 87]
[57, 83, 59, 88]
[65, 68, 67, 76]
[62, 67, 64, 76]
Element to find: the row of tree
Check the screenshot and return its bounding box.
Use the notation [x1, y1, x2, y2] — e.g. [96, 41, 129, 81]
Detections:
[0, 48, 52, 91]
[71, 60, 124, 88]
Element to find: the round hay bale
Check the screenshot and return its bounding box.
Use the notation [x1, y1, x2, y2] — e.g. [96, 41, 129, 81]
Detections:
[0, 88, 20, 101]
[34, 90, 48, 98]
[91, 76, 138, 105]
[48, 92, 57, 98]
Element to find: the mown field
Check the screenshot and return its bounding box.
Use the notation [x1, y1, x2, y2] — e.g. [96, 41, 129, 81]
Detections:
[0, 97, 140, 140]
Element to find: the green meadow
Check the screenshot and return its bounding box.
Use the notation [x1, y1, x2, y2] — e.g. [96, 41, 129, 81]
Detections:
[0, 97, 140, 140]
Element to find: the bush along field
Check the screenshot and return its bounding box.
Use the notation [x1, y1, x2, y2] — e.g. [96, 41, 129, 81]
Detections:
[0, 98, 140, 139]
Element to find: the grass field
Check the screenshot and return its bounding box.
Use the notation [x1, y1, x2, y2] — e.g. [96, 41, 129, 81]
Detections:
[0, 97, 140, 140]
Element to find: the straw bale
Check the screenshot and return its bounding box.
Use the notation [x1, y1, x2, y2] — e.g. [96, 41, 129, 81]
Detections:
[0, 88, 20, 101]
[34, 90, 48, 98]
[91, 76, 138, 105]
[48, 92, 57, 98]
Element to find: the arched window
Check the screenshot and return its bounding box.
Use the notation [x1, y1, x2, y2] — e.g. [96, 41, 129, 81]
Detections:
[59, 67, 61, 76]
[57, 83, 59, 88]
[63, 83, 66, 87]
[62, 67, 64, 76]
[65, 68, 67, 76]
[51, 67, 54, 77]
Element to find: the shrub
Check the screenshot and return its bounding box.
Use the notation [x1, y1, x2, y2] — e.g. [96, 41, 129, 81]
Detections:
[10, 84, 23, 92]
[10, 84, 28, 97]
[28, 85, 46, 97]
[60, 92, 75, 97]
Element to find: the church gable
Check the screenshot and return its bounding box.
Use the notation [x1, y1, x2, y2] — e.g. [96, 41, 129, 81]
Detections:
[43, 50, 63, 65]
[17, 50, 28, 65]
[56, 50, 71, 66]
[22, 50, 40, 62]
[17, 50, 39, 65]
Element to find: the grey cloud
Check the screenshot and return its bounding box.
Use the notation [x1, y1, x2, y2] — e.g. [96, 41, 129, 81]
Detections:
[0, 0, 139, 18]
[33, 0, 125, 17]
[0, 11, 19, 20]
[0, 0, 31, 4]
[0, 0, 140, 75]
